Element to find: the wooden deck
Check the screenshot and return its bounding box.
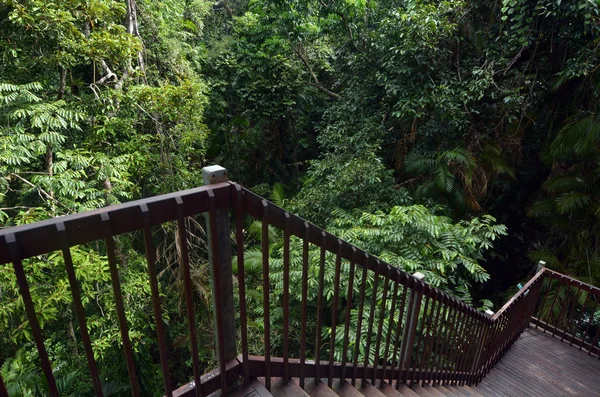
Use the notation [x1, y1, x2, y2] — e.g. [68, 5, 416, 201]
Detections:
[477, 326, 600, 397]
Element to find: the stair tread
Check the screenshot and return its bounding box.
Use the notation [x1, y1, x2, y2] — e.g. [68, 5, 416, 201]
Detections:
[380, 381, 419, 397]
[443, 385, 467, 397]
[404, 385, 435, 397]
[452, 386, 482, 397]
[304, 380, 340, 397]
[335, 380, 368, 397]
[355, 380, 387, 397]
[255, 378, 308, 397]
[399, 384, 430, 397]
[432, 385, 457, 397]
[422, 385, 446, 397]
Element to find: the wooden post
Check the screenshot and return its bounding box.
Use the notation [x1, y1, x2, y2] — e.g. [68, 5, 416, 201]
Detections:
[399, 272, 426, 383]
[203, 165, 237, 364]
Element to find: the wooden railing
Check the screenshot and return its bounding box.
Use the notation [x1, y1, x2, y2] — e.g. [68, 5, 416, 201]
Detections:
[0, 165, 592, 397]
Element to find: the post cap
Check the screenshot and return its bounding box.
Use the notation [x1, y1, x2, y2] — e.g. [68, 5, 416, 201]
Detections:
[202, 165, 228, 185]
[485, 309, 495, 316]
[413, 271, 426, 281]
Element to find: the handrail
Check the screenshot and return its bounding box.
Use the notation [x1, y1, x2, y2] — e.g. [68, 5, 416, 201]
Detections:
[0, 170, 591, 397]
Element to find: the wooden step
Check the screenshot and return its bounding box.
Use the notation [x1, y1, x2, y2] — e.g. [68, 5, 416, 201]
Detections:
[254, 378, 308, 397]
[443, 385, 467, 397]
[355, 381, 388, 397]
[303, 379, 340, 397]
[380, 381, 420, 397]
[332, 380, 368, 397]
[431, 385, 457, 397]
[453, 386, 483, 397]
[410, 385, 434, 397]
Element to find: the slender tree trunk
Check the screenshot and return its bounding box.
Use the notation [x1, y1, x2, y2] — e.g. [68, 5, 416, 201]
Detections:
[125, 0, 146, 82]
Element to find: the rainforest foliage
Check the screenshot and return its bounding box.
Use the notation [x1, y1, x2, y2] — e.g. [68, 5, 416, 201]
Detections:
[1, 0, 599, 395]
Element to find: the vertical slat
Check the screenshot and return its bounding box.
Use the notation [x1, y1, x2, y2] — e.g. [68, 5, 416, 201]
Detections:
[283, 212, 291, 382]
[140, 203, 173, 397]
[352, 255, 369, 387]
[372, 263, 390, 385]
[5, 234, 59, 397]
[451, 310, 471, 385]
[580, 299, 598, 351]
[545, 274, 561, 333]
[437, 301, 458, 385]
[362, 260, 380, 385]
[399, 279, 421, 386]
[409, 289, 431, 386]
[235, 187, 250, 385]
[381, 280, 400, 386]
[341, 248, 358, 381]
[328, 239, 343, 387]
[462, 316, 483, 385]
[261, 200, 271, 391]
[563, 286, 583, 342]
[314, 232, 327, 384]
[420, 293, 443, 386]
[175, 197, 203, 396]
[0, 373, 8, 397]
[571, 288, 589, 347]
[389, 277, 408, 388]
[56, 223, 104, 397]
[447, 308, 467, 385]
[101, 213, 141, 397]
[299, 222, 310, 389]
[430, 298, 449, 386]
[551, 284, 570, 338]
[535, 277, 552, 329]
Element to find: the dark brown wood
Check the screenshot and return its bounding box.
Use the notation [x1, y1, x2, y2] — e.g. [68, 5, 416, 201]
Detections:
[283, 212, 291, 382]
[545, 275, 563, 334]
[315, 232, 327, 383]
[299, 222, 310, 388]
[492, 269, 548, 321]
[175, 197, 203, 396]
[410, 290, 430, 386]
[0, 373, 8, 397]
[352, 255, 369, 387]
[415, 292, 436, 386]
[478, 327, 600, 397]
[421, 293, 444, 386]
[389, 275, 409, 387]
[399, 279, 423, 386]
[56, 222, 104, 397]
[235, 186, 250, 386]
[372, 264, 390, 384]
[571, 291, 589, 347]
[172, 358, 240, 397]
[363, 261, 380, 385]
[328, 239, 344, 387]
[341, 248, 358, 381]
[530, 317, 600, 356]
[141, 203, 173, 397]
[0, 183, 231, 264]
[245, 356, 458, 384]
[381, 279, 400, 386]
[5, 233, 59, 397]
[101, 213, 141, 397]
[261, 200, 271, 391]
[437, 300, 459, 385]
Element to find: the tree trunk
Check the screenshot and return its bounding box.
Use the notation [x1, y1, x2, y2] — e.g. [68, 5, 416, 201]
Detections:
[125, 0, 147, 81]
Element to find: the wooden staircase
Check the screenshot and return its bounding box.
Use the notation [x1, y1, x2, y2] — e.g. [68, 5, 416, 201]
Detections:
[231, 377, 485, 397]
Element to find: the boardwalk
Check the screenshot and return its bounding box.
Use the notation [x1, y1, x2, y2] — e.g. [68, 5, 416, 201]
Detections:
[477, 326, 600, 397]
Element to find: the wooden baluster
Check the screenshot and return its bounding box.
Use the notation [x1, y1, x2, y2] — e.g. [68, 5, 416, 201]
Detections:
[56, 223, 104, 397]
[234, 186, 250, 386]
[175, 198, 204, 396]
[283, 212, 291, 382]
[430, 296, 449, 386]
[580, 299, 598, 351]
[381, 278, 400, 386]
[420, 292, 443, 386]
[261, 200, 271, 391]
[5, 234, 59, 397]
[140, 203, 173, 397]
[341, 248, 358, 382]
[409, 288, 431, 386]
[101, 214, 141, 397]
[545, 274, 562, 334]
[438, 300, 459, 385]
[315, 232, 327, 384]
[399, 278, 423, 386]
[299, 223, 310, 388]
[363, 261, 380, 385]
[372, 263, 390, 385]
[328, 240, 344, 387]
[390, 275, 409, 388]
[563, 285, 584, 342]
[0, 373, 8, 397]
[351, 254, 369, 387]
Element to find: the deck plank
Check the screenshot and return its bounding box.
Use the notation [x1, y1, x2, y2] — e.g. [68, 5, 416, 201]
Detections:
[475, 327, 600, 396]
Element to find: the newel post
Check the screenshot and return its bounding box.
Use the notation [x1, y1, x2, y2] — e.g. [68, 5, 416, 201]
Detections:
[202, 165, 237, 364]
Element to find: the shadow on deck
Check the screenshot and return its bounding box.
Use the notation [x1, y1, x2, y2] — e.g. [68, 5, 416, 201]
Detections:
[478, 326, 600, 397]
